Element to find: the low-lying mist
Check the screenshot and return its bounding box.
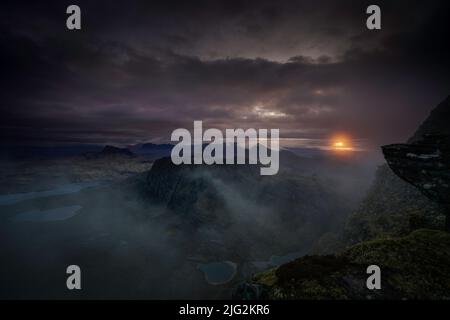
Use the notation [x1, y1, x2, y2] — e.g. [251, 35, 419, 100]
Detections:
[0, 147, 379, 298]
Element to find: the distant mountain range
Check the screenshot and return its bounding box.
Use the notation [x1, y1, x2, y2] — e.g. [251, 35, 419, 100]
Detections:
[129, 143, 173, 153]
[83, 145, 135, 159]
[0, 143, 174, 160]
[0, 144, 104, 159]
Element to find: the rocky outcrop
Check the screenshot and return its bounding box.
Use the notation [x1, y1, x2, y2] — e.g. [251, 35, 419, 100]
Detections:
[344, 164, 443, 244]
[144, 156, 229, 225]
[239, 229, 450, 299]
[383, 134, 450, 231]
[344, 96, 450, 243]
[142, 151, 349, 251]
[237, 95, 450, 300]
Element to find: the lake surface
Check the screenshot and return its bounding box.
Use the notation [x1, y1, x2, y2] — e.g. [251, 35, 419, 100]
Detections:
[269, 251, 303, 266]
[11, 205, 82, 222]
[0, 181, 101, 206]
[252, 250, 304, 270]
[197, 261, 237, 285]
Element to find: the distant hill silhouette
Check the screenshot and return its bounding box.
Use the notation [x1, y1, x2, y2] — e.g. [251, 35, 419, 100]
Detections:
[101, 145, 134, 156]
[141, 143, 173, 150]
[0, 144, 103, 160]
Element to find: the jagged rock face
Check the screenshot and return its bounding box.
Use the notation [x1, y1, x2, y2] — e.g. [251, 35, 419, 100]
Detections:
[344, 164, 442, 244]
[236, 97, 450, 300]
[383, 134, 450, 206]
[344, 96, 450, 243]
[144, 157, 230, 224]
[144, 154, 347, 237]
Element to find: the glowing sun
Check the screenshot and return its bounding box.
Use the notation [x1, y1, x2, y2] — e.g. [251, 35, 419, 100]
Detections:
[331, 136, 352, 151]
[334, 141, 345, 148]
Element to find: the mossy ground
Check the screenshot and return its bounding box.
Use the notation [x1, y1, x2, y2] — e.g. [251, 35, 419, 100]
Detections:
[344, 165, 444, 245]
[253, 229, 450, 299]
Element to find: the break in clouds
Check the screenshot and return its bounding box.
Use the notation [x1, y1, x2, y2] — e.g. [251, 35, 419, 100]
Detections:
[1, 0, 450, 147]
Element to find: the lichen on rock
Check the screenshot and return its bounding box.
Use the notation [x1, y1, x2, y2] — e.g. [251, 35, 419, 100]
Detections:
[245, 229, 450, 299]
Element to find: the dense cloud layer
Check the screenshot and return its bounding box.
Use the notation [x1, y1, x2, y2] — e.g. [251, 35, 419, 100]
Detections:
[1, 0, 449, 147]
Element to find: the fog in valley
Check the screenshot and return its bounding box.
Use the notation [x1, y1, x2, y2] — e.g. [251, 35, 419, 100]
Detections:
[0, 144, 379, 299]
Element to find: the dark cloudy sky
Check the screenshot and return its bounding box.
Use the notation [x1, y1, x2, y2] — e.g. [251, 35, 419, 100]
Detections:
[1, 0, 449, 148]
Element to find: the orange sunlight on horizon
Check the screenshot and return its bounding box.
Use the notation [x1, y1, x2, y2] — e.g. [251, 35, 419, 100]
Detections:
[330, 135, 353, 152]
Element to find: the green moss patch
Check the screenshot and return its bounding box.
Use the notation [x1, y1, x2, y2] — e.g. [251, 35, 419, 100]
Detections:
[252, 229, 450, 299]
